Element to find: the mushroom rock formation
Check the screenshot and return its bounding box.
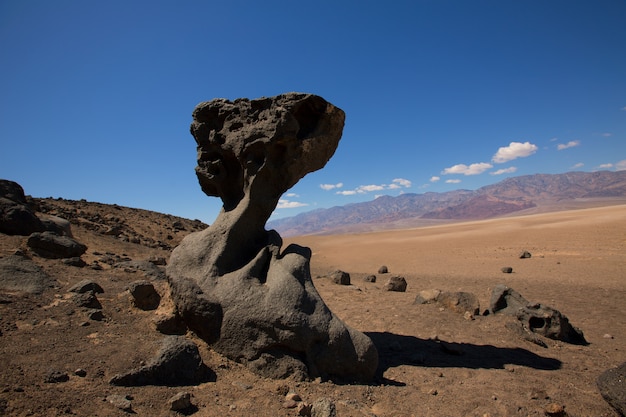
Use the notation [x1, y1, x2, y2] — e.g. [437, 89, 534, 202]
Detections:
[167, 93, 378, 382]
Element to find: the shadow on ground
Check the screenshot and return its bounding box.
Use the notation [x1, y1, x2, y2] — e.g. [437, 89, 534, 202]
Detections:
[366, 331, 562, 384]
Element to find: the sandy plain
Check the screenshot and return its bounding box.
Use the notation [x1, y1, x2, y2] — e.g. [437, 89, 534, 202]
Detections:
[1, 203, 625, 416]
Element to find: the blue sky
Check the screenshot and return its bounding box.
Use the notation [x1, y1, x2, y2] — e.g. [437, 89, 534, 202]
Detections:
[1, 1, 625, 224]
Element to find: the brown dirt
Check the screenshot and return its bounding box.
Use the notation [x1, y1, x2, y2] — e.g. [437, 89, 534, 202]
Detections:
[1, 201, 625, 416]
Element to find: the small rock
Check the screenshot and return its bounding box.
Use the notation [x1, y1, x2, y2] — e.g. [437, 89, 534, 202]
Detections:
[283, 399, 298, 409]
[519, 250, 532, 259]
[107, 394, 132, 412]
[154, 314, 187, 335]
[74, 368, 87, 377]
[363, 275, 376, 283]
[544, 402, 566, 417]
[44, 370, 69, 383]
[127, 280, 160, 310]
[168, 391, 192, 411]
[286, 392, 302, 402]
[377, 265, 388, 274]
[87, 309, 104, 321]
[297, 402, 312, 416]
[68, 279, 104, 294]
[463, 311, 474, 321]
[311, 397, 336, 417]
[428, 388, 438, 395]
[72, 291, 102, 309]
[63, 257, 86, 267]
[603, 333, 614, 339]
[501, 266, 513, 273]
[148, 256, 167, 266]
[330, 270, 350, 285]
[383, 275, 407, 292]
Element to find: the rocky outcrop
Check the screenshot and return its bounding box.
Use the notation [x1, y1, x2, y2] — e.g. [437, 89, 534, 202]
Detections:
[0, 254, 54, 294]
[597, 361, 626, 417]
[167, 93, 378, 382]
[0, 180, 45, 235]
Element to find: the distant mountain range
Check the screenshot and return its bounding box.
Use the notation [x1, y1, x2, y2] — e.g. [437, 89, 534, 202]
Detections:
[268, 171, 626, 236]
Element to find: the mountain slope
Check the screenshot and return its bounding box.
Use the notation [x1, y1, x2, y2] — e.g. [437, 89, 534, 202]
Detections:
[268, 170, 626, 236]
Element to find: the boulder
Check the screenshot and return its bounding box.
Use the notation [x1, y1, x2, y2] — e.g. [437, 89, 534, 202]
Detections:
[27, 231, 87, 259]
[109, 336, 213, 386]
[490, 285, 587, 345]
[128, 280, 161, 310]
[0, 180, 45, 235]
[383, 275, 407, 292]
[377, 265, 388, 274]
[330, 270, 350, 285]
[0, 254, 54, 294]
[167, 93, 377, 382]
[597, 361, 626, 417]
[68, 279, 104, 294]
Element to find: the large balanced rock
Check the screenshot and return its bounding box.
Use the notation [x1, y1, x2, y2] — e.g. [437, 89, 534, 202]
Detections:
[167, 93, 378, 382]
[0, 179, 45, 235]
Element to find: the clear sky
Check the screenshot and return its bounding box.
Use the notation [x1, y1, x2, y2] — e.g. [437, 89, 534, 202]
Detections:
[1, 1, 625, 224]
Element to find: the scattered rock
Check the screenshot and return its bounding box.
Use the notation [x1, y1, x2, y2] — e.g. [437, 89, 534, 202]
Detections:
[148, 256, 167, 266]
[68, 279, 104, 294]
[27, 231, 87, 259]
[106, 394, 133, 412]
[109, 336, 213, 386]
[114, 260, 166, 280]
[489, 284, 528, 315]
[87, 309, 104, 321]
[154, 314, 187, 335]
[501, 266, 513, 273]
[597, 361, 626, 417]
[297, 402, 313, 416]
[72, 292, 102, 309]
[168, 391, 192, 411]
[62, 257, 86, 267]
[283, 399, 299, 409]
[436, 291, 480, 315]
[330, 270, 351, 285]
[311, 397, 337, 417]
[127, 280, 161, 310]
[74, 369, 87, 377]
[519, 250, 532, 259]
[414, 289, 442, 304]
[364, 275, 377, 283]
[544, 402, 566, 417]
[378, 265, 388, 274]
[383, 275, 407, 292]
[44, 370, 69, 383]
[0, 254, 54, 294]
[286, 392, 302, 402]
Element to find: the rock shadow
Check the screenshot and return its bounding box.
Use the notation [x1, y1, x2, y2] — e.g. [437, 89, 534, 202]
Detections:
[366, 332, 562, 383]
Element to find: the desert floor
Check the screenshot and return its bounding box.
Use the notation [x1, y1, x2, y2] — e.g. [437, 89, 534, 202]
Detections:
[1, 204, 625, 416]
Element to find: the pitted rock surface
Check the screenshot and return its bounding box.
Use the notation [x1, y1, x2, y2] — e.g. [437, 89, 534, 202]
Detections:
[167, 93, 378, 382]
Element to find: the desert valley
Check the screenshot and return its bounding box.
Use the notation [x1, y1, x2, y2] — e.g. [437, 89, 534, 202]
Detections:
[1, 180, 625, 416]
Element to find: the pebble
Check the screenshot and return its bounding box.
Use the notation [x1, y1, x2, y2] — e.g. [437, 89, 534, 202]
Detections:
[286, 392, 302, 402]
[44, 370, 69, 383]
[282, 399, 298, 409]
[74, 368, 87, 377]
[428, 388, 438, 395]
[603, 333, 614, 339]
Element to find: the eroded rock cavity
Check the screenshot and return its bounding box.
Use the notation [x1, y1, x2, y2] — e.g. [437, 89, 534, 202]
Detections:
[167, 93, 378, 382]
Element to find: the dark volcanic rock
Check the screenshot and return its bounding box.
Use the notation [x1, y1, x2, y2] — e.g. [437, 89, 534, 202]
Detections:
[330, 270, 351, 285]
[128, 280, 161, 310]
[0, 254, 54, 294]
[27, 231, 87, 259]
[168, 93, 377, 382]
[109, 336, 213, 386]
[490, 285, 587, 345]
[597, 361, 626, 417]
[0, 180, 45, 236]
[383, 275, 407, 292]
[68, 279, 104, 294]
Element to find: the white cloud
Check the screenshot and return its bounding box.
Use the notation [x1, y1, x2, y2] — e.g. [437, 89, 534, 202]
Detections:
[430, 176, 440, 182]
[320, 182, 343, 191]
[491, 167, 517, 175]
[446, 179, 462, 184]
[285, 192, 299, 197]
[621, 106, 626, 111]
[492, 141, 538, 163]
[442, 162, 493, 176]
[616, 160, 626, 171]
[357, 184, 385, 193]
[602, 133, 612, 137]
[597, 163, 613, 170]
[557, 140, 581, 150]
[276, 199, 309, 209]
[391, 178, 412, 188]
[336, 190, 357, 196]
[571, 162, 584, 169]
